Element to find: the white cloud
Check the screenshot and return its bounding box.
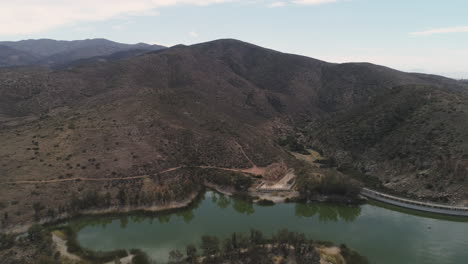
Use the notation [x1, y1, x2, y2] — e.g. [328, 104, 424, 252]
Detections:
[292, 0, 337, 5]
[0, 0, 233, 36]
[0, 0, 345, 35]
[268, 0, 339, 8]
[189, 31, 199, 38]
[269, 1, 287, 7]
[411, 26, 468, 36]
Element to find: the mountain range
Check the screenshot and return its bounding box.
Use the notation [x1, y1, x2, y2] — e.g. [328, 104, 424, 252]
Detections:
[0, 38, 165, 68]
[0, 38, 467, 230]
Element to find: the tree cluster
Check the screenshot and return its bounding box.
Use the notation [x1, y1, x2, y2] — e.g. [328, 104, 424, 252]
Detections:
[169, 229, 324, 264]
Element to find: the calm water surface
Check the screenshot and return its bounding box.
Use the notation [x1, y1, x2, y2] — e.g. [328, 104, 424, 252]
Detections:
[70, 192, 468, 264]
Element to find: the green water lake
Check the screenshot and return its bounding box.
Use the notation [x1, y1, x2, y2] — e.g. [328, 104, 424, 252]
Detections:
[69, 191, 468, 264]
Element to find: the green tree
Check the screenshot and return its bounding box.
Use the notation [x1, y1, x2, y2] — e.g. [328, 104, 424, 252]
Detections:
[131, 250, 151, 264]
[168, 249, 184, 263]
[340, 244, 370, 264]
[222, 238, 234, 255]
[105, 192, 112, 206]
[186, 244, 197, 263]
[0, 233, 14, 250]
[46, 208, 55, 218]
[28, 224, 43, 242]
[117, 189, 126, 205]
[231, 233, 238, 251]
[201, 235, 220, 256]
[32, 202, 44, 221]
[250, 229, 264, 244]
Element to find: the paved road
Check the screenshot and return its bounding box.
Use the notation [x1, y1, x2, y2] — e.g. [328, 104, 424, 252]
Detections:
[361, 188, 468, 217]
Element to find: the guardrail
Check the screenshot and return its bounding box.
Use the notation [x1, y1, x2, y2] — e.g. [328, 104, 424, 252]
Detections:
[361, 188, 468, 217]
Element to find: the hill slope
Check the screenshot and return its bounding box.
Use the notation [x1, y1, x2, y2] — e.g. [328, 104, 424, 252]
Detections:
[0, 39, 467, 231]
[0, 45, 39, 67]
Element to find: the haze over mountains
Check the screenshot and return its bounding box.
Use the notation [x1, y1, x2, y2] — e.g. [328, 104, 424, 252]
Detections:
[0, 38, 467, 230]
[0, 38, 165, 68]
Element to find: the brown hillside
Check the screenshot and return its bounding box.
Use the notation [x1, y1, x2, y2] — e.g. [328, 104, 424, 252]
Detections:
[0, 39, 467, 230]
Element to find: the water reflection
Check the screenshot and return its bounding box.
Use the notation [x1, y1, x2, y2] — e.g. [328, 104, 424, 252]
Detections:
[295, 203, 361, 222]
[233, 199, 255, 215]
[71, 192, 363, 232]
[157, 214, 171, 224]
[119, 216, 129, 228]
[216, 195, 231, 209]
[177, 210, 194, 223]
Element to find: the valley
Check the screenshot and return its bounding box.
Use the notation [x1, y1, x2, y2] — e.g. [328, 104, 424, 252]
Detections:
[0, 38, 467, 264]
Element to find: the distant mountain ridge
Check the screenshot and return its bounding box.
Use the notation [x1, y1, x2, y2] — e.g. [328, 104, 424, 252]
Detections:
[0, 45, 39, 67]
[0, 38, 165, 68]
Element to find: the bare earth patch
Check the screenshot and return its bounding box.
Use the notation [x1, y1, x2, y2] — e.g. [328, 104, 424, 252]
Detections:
[318, 246, 344, 264]
[52, 232, 81, 262]
[291, 149, 324, 167]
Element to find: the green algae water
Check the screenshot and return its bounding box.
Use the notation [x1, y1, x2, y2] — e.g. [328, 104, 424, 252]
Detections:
[69, 192, 468, 264]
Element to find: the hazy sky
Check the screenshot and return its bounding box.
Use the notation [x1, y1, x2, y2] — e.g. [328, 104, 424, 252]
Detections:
[1, 0, 467, 78]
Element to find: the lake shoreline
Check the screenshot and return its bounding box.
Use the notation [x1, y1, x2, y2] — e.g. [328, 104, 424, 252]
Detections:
[9, 183, 464, 236]
[8, 189, 467, 264]
[4, 190, 203, 234]
[2, 183, 368, 235]
[4, 182, 296, 235]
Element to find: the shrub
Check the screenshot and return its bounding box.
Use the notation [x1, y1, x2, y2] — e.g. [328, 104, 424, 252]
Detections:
[297, 173, 361, 201]
[201, 235, 220, 256]
[203, 170, 253, 191]
[0, 233, 14, 250]
[340, 244, 369, 264]
[257, 199, 275, 206]
[131, 249, 151, 264]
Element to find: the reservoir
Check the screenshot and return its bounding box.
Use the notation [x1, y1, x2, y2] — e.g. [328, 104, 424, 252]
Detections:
[70, 191, 468, 264]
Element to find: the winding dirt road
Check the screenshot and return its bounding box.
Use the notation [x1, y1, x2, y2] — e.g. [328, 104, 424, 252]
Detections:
[1, 143, 265, 185]
[1, 165, 265, 185]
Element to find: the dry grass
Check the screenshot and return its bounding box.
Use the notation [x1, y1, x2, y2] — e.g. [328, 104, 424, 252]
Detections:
[318, 246, 345, 264]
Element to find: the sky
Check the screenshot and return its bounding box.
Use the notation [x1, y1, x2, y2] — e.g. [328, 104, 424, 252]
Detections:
[1, 0, 467, 79]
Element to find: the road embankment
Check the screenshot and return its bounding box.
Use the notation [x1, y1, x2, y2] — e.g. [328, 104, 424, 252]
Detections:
[361, 188, 468, 217]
